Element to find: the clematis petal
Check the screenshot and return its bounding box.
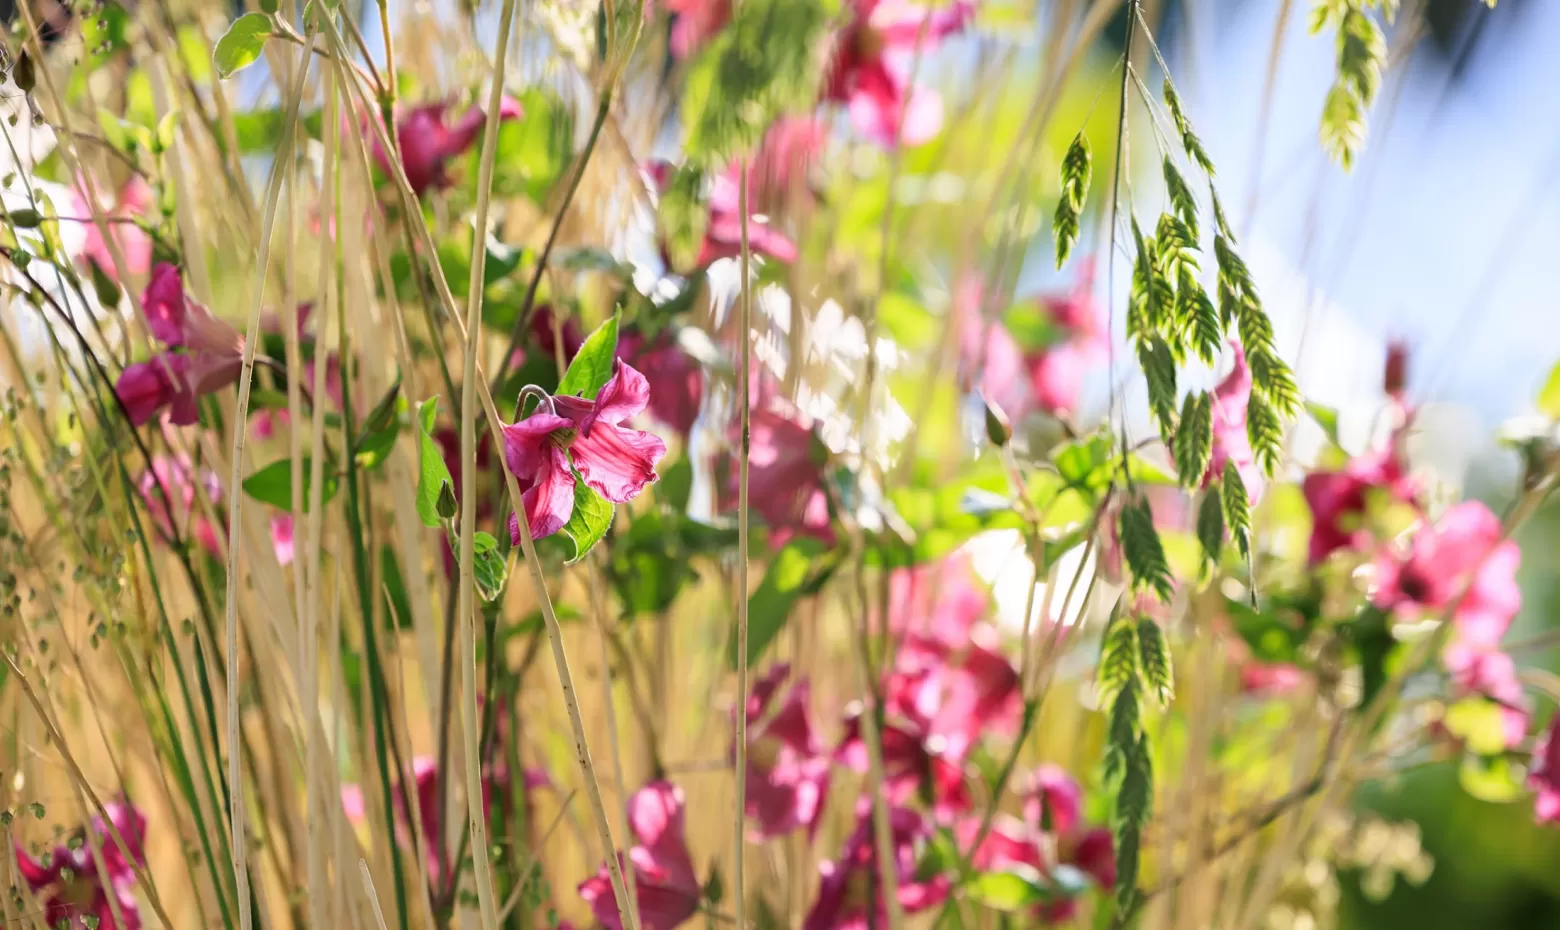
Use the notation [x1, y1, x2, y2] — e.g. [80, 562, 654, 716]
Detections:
[570, 422, 666, 504]
[581, 360, 653, 434]
[499, 412, 573, 486]
[511, 445, 576, 541]
[142, 262, 189, 346]
[116, 357, 182, 426]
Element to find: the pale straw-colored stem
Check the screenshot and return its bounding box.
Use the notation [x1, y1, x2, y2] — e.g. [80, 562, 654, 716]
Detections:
[219, 14, 319, 930]
[316, 19, 640, 926]
[456, 0, 520, 926]
[733, 156, 753, 930]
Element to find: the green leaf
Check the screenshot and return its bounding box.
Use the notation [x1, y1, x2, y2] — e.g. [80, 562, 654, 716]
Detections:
[554, 313, 620, 400]
[415, 397, 454, 528]
[90, 259, 122, 308]
[354, 421, 402, 470]
[1443, 697, 1510, 758]
[1538, 360, 1560, 419]
[5, 208, 41, 229]
[1459, 753, 1524, 803]
[729, 539, 828, 668]
[967, 866, 1047, 912]
[381, 546, 414, 631]
[471, 531, 508, 601]
[241, 458, 337, 511]
[213, 13, 272, 79]
[1306, 400, 1341, 445]
[659, 457, 693, 512]
[1137, 618, 1174, 706]
[557, 474, 614, 563]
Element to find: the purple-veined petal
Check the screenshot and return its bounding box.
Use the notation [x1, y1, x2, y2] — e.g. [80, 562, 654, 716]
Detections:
[499, 413, 573, 486]
[570, 422, 666, 503]
[511, 445, 576, 541]
[581, 360, 652, 434]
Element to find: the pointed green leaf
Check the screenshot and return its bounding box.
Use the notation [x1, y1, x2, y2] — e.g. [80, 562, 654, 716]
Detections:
[213, 13, 272, 79]
[415, 396, 454, 528]
[558, 473, 614, 563]
[241, 458, 337, 511]
[555, 313, 620, 400]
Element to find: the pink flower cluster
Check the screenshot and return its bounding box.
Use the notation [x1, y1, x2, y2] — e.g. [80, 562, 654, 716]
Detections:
[373, 97, 524, 197]
[13, 798, 147, 929]
[573, 551, 1109, 929]
[115, 263, 243, 427]
[958, 267, 1105, 425]
[1301, 415, 1531, 759]
[137, 454, 294, 565]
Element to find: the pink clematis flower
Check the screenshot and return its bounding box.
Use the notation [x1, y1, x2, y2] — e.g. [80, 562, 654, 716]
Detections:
[696, 168, 798, 266]
[824, 0, 975, 146]
[803, 803, 950, 930]
[885, 550, 988, 641]
[1302, 438, 1417, 566]
[15, 798, 147, 930]
[115, 263, 243, 426]
[373, 97, 524, 197]
[741, 664, 832, 839]
[339, 754, 545, 889]
[1373, 500, 1521, 654]
[578, 781, 701, 930]
[1023, 764, 1083, 836]
[956, 267, 1103, 424]
[1238, 660, 1308, 696]
[896, 628, 1022, 761]
[72, 175, 153, 283]
[1443, 646, 1529, 750]
[1203, 340, 1262, 501]
[138, 455, 223, 557]
[720, 399, 833, 546]
[137, 455, 296, 565]
[501, 360, 667, 541]
[1530, 715, 1560, 825]
[665, 0, 730, 58]
[618, 329, 705, 438]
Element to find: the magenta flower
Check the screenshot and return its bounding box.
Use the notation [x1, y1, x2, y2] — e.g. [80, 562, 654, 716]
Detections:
[501, 360, 667, 541]
[115, 263, 243, 426]
[885, 551, 988, 641]
[14, 798, 147, 930]
[1203, 340, 1262, 500]
[741, 663, 832, 839]
[837, 685, 973, 820]
[696, 169, 798, 266]
[803, 803, 950, 930]
[665, 0, 730, 58]
[721, 399, 833, 546]
[956, 268, 1103, 423]
[824, 0, 974, 146]
[1237, 660, 1308, 696]
[1530, 715, 1560, 825]
[618, 329, 705, 437]
[1373, 500, 1521, 653]
[1023, 764, 1083, 836]
[898, 629, 1022, 761]
[138, 455, 223, 558]
[340, 754, 519, 888]
[71, 176, 153, 283]
[578, 781, 701, 930]
[1443, 645, 1529, 750]
[373, 97, 524, 196]
[1302, 439, 1417, 565]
